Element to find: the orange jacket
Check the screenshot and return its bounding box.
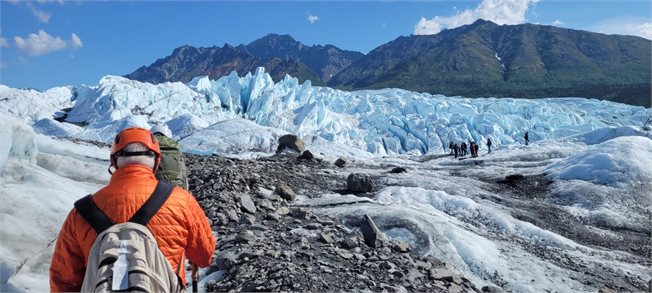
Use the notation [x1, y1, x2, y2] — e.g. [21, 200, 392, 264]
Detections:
[50, 164, 216, 292]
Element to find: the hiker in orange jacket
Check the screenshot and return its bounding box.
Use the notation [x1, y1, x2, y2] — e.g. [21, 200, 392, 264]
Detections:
[50, 127, 216, 292]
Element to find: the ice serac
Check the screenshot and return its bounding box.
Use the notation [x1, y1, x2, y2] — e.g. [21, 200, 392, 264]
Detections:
[0, 113, 37, 171]
[0, 85, 74, 123]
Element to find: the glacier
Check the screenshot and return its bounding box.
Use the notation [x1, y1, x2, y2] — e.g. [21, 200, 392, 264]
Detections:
[2, 67, 648, 157]
[0, 68, 651, 292]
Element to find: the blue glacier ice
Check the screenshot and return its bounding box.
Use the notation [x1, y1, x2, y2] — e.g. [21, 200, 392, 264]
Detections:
[5, 67, 646, 157]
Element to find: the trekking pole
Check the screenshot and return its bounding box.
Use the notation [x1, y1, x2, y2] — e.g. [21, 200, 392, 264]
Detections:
[191, 262, 199, 293]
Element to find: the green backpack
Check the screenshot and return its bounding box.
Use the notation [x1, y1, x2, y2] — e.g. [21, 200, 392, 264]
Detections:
[155, 134, 188, 190]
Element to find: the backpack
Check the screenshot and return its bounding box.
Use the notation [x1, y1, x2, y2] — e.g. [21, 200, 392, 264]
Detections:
[155, 134, 188, 190]
[74, 181, 183, 293]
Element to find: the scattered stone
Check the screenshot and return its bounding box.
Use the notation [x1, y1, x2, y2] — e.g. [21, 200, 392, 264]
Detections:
[360, 214, 384, 247]
[186, 154, 484, 293]
[334, 158, 346, 168]
[219, 209, 236, 222]
[214, 251, 238, 270]
[338, 237, 359, 249]
[482, 285, 506, 292]
[319, 232, 334, 244]
[238, 194, 257, 214]
[449, 283, 464, 293]
[240, 214, 256, 225]
[389, 166, 407, 174]
[275, 183, 296, 201]
[235, 231, 256, 243]
[429, 268, 454, 280]
[338, 251, 354, 260]
[379, 261, 397, 270]
[275, 206, 290, 216]
[305, 223, 322, 230]
[265, 213, 281, 221]
[394, 242, 410, 253]
[290, 208, 309, 220]
[258, 199, 274, 210]
[298, 150, 315, 160]
[347, 173, 373, 193]
[315, 217, 334, 226]
[336, 225, 354, 234]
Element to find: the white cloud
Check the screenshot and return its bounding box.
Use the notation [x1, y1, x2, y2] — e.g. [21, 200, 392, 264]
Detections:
[71, 33, 83, 49]
[0, 37, 8, 48]
[27, 3, 52, 23]
[307, 15, 319, 24]
[590, 19, 652, 40]
[552, 20, 563, 26]
[414, 0, 540, 35]
[14, 30, 65, 56]
[13, 30, 82, 56]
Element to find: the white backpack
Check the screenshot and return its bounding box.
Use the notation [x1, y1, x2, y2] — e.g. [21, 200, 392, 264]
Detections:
[74, 181, 183, 293]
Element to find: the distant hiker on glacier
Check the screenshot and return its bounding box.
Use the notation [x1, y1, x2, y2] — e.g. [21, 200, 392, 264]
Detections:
[449, 141, 455, 155]
[469, 141, 479, 158]
[50, 127, 215, 292]
[454, 143, 459, 158]
[461, 142, 467, 156]
[151, 124, 189, 190]
[487, 138, 492, 153]
[524, 131, 529, 145]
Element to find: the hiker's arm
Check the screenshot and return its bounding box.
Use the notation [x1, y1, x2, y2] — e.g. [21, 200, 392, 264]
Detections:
[50, 210, 86, 292]
[185, 192, 216, 268]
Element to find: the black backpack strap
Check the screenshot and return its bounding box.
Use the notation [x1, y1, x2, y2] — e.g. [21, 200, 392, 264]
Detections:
[74, 195, 114, 234]
[129, 181, 174, 226]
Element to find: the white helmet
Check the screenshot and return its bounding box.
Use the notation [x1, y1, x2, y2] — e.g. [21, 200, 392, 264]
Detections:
[150, 124, 172, 138]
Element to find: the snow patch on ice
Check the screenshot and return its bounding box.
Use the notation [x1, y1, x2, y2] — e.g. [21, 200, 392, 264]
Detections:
[546, 136, 652, 186]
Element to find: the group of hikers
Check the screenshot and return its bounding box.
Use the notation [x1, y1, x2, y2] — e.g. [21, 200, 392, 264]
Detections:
[449, 138, 492, 158]
[448, 131, 530, 159]
[50, 125, 212, 292]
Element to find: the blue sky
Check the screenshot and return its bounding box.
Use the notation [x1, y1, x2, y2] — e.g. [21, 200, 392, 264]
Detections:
[1, 0, 650, 90]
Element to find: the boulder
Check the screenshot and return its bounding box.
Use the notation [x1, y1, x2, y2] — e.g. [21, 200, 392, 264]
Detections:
[334, 158, 346, 168]
[389, 167, 407, 174]
[347, 173, 373, 193]
[277, 134, 305, 153]
[214, 251, 238, 270]
[298, 150, 315, 160]
[360, 214, 384, 247]
[275, 183, 296, 201]
[238, 194, 257, 214]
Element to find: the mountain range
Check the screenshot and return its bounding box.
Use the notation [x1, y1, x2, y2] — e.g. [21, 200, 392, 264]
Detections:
[125, 20, 651, 107]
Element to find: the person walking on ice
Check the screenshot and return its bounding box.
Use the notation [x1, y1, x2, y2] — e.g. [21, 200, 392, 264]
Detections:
[487, 138, 492, 153]
[50, 127, 216, 292]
